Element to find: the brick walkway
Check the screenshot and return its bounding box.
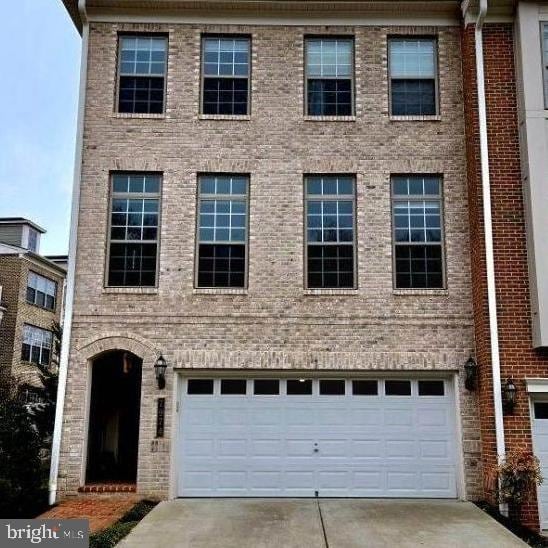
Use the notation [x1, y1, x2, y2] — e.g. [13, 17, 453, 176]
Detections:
[38, 495, 141, 533]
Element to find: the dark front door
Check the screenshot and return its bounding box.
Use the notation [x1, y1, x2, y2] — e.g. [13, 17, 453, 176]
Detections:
[86, 351, 142, 483]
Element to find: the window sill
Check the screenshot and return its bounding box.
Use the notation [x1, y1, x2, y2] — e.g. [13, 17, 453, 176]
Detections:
[303, 115, 356, 122]
[389, 115, 441, 122]
[392, 289, 448, 296]
[303, 289, 358, 296]
[112, 113, 166, 120]
[198, 114, 250, 121]
[193, 288, 248, 295]
[103, 287, 158, 294]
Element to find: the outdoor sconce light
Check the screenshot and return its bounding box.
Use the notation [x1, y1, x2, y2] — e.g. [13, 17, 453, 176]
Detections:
[464, 357, 478, 391]
[502, 378, 517, 414]
[154, 355, 167, 390]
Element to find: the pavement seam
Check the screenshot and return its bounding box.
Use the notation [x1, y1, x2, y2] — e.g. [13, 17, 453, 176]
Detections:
[317, 500, 329, 548]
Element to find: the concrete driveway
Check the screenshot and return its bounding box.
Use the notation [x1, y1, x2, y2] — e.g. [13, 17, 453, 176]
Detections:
[118, 499, 527, 548]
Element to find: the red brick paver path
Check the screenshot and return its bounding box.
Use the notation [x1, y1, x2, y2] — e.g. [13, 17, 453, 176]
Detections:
[38, 495, 140, 533]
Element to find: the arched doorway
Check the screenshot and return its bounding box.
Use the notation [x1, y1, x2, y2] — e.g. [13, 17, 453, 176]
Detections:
[86, 350, 142, 483]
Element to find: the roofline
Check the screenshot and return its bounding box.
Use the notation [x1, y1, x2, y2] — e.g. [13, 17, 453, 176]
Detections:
[0, 218, 46, 234]
[0, 248, 67, 275]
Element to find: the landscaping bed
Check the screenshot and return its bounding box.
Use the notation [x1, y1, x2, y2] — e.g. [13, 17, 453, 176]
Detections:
[90, 499, 158, 548]
[476, 502, 548, 547]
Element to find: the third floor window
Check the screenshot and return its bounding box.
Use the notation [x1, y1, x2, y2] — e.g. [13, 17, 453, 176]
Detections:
[389, 37, 438, 116]
[27, 272, 57, 310]
[202, 36, 251, 115]
[117, 35, 167, 114]
[305, 38, 354, 116]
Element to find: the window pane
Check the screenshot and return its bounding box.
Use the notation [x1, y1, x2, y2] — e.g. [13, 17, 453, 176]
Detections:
[307, 79, 352, 116]
[119, 75, 165, 114]
[319, 379, 345, 395]
[287, 379, 313, 395]
[418, 380, 445, 396]
[352, 380, 378, 395]
[391, 79, 436, 116]
[220, 379, 247, 395]
[203, 77, 248, 115]
[390, 38, 435, 78]
[307, 244, 354, 289]
[188, 379, 214, 394]
[535, 402, 548, 419]
[385, 380, 411, 396]
[254, 379, 279, 395]
[307, 39, 353, 78]
[120, 35, 167, 76]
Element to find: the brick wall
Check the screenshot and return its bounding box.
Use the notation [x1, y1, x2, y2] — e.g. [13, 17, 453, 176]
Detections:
[0, 256, 23, 384]
[462, 22, 548, 530]
[57, 21, 481, 500]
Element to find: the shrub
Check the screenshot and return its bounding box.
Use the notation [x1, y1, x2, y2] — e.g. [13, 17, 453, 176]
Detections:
[498, 450, 543, 506]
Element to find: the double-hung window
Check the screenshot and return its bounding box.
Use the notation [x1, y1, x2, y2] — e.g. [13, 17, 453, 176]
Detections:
[21, 324, 52, 366]
[202, 36, 250, 115]
[27, 272, 57, 310]
[305, 38, 354, 116]
[196, 175, 248, 288]
[108, 173, 161, 287]
[117, 35, 167, 114]
[305, 175, 356, 288]
[389, 37, 437, 116]
[392, 175, 444, 289]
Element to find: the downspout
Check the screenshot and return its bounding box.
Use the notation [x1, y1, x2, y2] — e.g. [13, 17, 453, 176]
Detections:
[48, 0, 89, 506]
[473, 0, 507, 513]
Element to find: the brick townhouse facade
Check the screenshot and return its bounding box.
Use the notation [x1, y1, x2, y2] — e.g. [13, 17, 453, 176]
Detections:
[0, 219, 66, 397]
[56, 0, 484, 504]
[54, 0, 548, 532]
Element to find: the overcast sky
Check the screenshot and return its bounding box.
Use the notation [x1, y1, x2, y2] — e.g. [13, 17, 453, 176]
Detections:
[0, 1, 81, 255]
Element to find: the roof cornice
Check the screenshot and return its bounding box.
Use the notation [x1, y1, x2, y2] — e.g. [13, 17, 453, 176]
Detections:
[62, 0, 462, 31]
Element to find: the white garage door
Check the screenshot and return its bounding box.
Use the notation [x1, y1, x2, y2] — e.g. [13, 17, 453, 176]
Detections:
[531, 401, 548, 529]
[177, 377, 458, 498]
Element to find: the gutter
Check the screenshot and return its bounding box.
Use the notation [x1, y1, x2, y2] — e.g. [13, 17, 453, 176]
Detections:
[48, 0, 89, 506]
[473, 0, 507, 513]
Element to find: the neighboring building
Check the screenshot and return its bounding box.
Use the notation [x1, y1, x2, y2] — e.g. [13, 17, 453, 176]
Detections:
[56, 0, 482, 503]
[462, 0, 548, 532]
[0, 218, 66, 397]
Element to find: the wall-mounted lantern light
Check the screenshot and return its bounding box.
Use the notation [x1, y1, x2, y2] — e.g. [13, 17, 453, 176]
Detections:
[464, 357, 478, 391]
[154, 355, 167, 390]
[502, 378, 517, 414]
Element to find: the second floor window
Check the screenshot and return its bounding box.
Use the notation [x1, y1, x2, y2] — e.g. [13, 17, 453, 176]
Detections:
[305, 38, 354, 116]
[27, 272, 57, 310]
[389, 37, 437, 116]
[118, 35, 167, 114]
[22, 324, 52, 366]
[305, 175, 356, 289]
[202, 36, 250, 115]
[196, 175, 248, 288]
[107, 173, 161, 287]
[392, 175, 444, 289]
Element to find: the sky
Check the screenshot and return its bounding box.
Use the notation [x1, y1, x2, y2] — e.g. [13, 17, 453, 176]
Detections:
[0, 1, 81, 255]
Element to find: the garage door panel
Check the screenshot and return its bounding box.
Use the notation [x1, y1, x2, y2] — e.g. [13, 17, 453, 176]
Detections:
[178, 377, 457, 498]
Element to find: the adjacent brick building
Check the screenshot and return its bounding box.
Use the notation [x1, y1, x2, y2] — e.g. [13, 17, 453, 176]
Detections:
[0, 218, 66, 397]
[460, 0, 548, 531]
